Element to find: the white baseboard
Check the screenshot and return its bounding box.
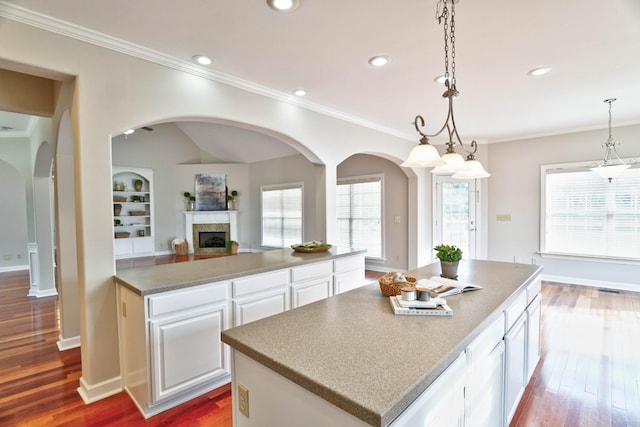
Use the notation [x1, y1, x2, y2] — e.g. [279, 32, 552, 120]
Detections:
[57, 334, 81, 351]
[542, 274, 638, 293]
[77, 375, 123, 404]
[30, 288, 58, 298]
[0, 264, 29, 273]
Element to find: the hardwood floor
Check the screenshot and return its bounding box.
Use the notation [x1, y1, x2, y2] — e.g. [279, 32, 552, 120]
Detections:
[1, 267, 638, 426]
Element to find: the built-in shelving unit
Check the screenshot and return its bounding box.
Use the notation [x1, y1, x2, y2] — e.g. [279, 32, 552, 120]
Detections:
[113, 166, 154, 259]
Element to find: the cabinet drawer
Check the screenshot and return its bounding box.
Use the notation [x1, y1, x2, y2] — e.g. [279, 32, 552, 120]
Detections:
[504, 290, 527, 333]
[526, 275, 542, 305]
[233, 270, 289, 298]
[291, 277, 332, 308]
[291, 261, 332, 283]
[333, 255, 364, 273]
[148, 282, 228, 318]
[467, 313, 504, 364]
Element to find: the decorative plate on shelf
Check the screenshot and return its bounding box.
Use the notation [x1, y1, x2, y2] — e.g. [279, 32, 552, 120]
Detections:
[291, 242, 332, 253]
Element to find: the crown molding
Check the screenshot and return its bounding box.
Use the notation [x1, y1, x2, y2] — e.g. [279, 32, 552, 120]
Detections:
[0, 1, 414, 143]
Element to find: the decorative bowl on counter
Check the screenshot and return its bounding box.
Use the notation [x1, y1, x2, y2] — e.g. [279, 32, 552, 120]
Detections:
[291, 242, 332, 253]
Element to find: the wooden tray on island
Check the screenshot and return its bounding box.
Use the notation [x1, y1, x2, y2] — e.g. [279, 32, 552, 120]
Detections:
[291, 244, 332, 253]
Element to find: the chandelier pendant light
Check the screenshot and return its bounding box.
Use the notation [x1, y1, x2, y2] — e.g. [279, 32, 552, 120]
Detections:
[401, 0, 490, 179]
[590, 98, 630, 183]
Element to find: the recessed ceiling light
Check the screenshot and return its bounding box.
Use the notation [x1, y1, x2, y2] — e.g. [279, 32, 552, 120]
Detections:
[368, 56, 390, 67]
[267, 0, 300, 12]
[527, 66, 552, 76]
[293, 89, 307, 97]
[192, 54, 212, 65]
[123, 129, 135, 135]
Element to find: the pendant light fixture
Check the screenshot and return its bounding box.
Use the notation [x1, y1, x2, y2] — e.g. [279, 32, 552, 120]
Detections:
[590, 98, 630, 183]
[401, 0, 490, 179]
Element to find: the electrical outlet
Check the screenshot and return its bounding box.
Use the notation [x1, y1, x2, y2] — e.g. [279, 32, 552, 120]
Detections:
[17, 254, 22, 259]
[238, 384, 249, 417]
[3, 254, 10, 261]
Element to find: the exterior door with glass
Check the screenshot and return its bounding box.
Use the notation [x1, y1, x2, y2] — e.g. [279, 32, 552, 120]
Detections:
[434, 175, 478, 259]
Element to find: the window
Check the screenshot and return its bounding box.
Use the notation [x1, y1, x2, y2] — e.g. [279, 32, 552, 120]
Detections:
[261, 183, 303, 247]
[336, 175, 383, 259]
[541, 163, 640, 259]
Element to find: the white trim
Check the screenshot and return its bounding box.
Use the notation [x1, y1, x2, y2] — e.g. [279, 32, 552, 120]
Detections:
[77, 375, 123, 404]
[542, 274, 638, 293]
[57, 334, 81, 351]
[0, 264, 29, 273]
[0, 1, 414, 143]
[539, 251, 640, 266]
[33, 288, 58, 298]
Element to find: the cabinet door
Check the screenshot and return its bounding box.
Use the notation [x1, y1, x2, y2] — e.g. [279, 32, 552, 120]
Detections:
[526, 294, 541, 381]
[114, 238, 132, 258]
[505, 313, 527, 424]
[132, 236, 154, 255]
[334, 269, 365, 295]
[467, 340, 505, 427]
[233, 287, 289, 327]
[291, 277, 332, 308]
[390, 352, 466, 427]
[149, 302, 229, 403]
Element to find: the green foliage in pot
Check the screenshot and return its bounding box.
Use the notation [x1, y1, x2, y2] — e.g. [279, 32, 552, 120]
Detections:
[434, 244, 463, 262]
[226, 240, 238, 254]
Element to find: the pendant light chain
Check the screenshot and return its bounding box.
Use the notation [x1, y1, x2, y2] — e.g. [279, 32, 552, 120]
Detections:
[449, 3, 456, 88]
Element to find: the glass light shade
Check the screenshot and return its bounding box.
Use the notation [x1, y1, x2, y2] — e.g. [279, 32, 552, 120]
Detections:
[401, 143, 444, 167]
[452, 159, 491, 179]
[431, 152, 465, 174]
[590, 164, 630, 180]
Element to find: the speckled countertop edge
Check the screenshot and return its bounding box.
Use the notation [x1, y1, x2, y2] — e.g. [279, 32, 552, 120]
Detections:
[221, 260, 543, 426]
[114, 247, 366, 296]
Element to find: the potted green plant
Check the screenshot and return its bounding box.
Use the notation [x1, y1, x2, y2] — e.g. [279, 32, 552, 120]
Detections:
[183, 192, 196, 211]
[130, 195, 140, 202]
[114, 204, 122, 216]
[226, 189, 239, 210]
[434, 244, 462, 279]
[133, 179, 143, 192]
[226, 240, 239, 255]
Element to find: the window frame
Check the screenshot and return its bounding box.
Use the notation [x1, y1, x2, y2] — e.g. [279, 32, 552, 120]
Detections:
[260, 182, 304, 248]
[336, 173, 385, 261]
[540, 160, 640, 264]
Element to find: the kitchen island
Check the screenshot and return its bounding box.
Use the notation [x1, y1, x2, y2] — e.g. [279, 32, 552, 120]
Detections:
[114, 247, 366, 418]
[221, 260, 543, 427]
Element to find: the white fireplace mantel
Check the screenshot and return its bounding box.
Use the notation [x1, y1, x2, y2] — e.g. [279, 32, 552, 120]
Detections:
[183, 211, 238, 254]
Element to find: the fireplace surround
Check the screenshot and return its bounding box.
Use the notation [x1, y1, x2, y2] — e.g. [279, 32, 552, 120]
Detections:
[183, 211, 238, 255]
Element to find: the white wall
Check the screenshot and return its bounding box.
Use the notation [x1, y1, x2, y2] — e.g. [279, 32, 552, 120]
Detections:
[248, 154, 324, 250]
[488, 124, 640, 288]
[0, 159, 29, 270]
[337, 153, 409, 271]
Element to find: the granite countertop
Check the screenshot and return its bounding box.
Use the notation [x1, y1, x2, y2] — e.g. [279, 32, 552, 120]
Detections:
[114, 247, 366, 296]
[221, 259, 542, 426]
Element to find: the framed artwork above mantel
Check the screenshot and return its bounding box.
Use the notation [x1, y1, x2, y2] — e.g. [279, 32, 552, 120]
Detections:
[195, 173, 226, 211]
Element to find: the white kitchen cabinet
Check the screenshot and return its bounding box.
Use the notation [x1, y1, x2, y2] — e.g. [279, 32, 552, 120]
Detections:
[333, 254, 365, 294]
[466, 314, 505, 427]
[504, 311, 527, 424]
[389, 352, 466, 427]
[291, 260, 333, 308]
[526, 294, 541, 381]
[232, 270, 290, 326]
[117, 281, 231, 418]
[149, 302, 229, 403]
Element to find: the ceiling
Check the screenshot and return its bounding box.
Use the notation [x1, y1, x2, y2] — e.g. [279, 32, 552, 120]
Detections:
[2, 0, 639, 150]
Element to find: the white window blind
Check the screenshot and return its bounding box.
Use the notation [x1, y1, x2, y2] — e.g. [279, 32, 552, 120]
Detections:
[261, 183, 303, 247]
[542, 164, 640, 259]
[336, 175, 382, 258]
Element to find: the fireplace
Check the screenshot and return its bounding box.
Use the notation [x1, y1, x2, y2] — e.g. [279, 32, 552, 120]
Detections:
[193, 223, 230, 255]
[183, 211, 238, 255]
